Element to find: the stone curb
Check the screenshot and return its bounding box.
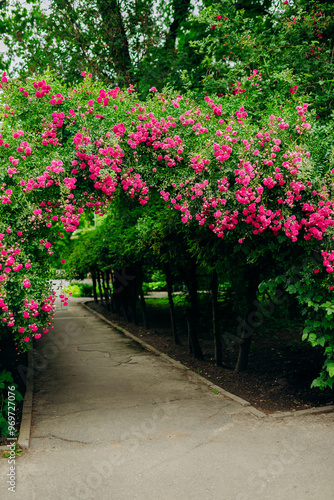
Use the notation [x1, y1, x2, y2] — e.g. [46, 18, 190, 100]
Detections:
[270, 405, 334, 419]
[270, 411, 294, 419]
[245, 406, 267, 419]
[81, 303, 268, 418]
[82, 303, 334, 421]
[0, 350, 34, 452]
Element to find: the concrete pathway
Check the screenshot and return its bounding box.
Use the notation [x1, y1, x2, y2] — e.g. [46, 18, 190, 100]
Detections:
[1, 299, 334, 500]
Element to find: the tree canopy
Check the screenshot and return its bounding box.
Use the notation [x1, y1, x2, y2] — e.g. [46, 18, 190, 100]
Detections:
[1, 0, 333, 108]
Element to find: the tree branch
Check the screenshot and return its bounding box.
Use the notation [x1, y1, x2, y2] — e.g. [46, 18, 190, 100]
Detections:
[165, 0, 191, 50]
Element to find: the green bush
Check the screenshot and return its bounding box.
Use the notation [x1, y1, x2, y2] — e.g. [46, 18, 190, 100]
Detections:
[63, 282, 95, 298]
[148, 281, 167, 291]
[142, 280, 167, 294]
[81, 283, 96, 296]
[0, 368, 23, 438]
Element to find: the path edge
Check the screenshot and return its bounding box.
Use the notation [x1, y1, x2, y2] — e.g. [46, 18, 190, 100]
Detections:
[82, 302, 334, 420]
[81, 302, 267, 418]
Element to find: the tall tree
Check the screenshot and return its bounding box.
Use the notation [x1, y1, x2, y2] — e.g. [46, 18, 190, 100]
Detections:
[0, 0, 195, 92]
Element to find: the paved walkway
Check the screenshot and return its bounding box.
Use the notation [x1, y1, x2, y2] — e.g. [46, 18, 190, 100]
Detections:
[1, 299, 334, 500]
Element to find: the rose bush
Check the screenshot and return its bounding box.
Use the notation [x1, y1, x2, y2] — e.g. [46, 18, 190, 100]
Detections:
[0, 69, 333, 384]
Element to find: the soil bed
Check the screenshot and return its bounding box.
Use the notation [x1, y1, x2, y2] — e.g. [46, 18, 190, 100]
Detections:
[87, 298, 334, 414]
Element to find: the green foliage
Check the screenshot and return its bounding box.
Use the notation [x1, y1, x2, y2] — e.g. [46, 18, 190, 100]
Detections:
[146, 294, 189, 309]
[63, 282, 95, 298]
[2, 443, 22, 457]
[0, 0, 195, 93]
[0, 368, 23, 438]
[0, 57, 333, 387]
[191, 0, 334, 115]
[3, 0, 333, 109]
[260, 251, 334, 390]
[143, 280, 167, 293]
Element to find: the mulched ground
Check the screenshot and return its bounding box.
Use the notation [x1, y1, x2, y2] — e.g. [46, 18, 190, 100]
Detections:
[87, 299, 334, 415]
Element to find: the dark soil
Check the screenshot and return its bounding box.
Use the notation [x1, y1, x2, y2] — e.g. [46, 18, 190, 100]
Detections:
[87, 298, 334, 415]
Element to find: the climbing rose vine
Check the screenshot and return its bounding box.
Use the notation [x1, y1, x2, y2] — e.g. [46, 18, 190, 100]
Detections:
[0, 71, 333, 384]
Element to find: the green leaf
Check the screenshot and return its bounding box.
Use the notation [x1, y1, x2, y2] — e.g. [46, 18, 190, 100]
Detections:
[318, 337, 326, 347]
[326, 362, 334, 379]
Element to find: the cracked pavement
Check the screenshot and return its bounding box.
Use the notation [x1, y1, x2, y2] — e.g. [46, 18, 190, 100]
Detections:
[1, 298, 333, 500]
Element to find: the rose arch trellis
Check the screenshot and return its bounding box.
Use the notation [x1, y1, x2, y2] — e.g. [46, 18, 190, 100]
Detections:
[0, 70, 333, 386]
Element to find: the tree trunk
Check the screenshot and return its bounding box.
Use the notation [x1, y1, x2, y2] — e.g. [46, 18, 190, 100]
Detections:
[234, 332, 252, 373]
[234, 267, 260, 372]
[111, 271, 121, 315]
[122, 291, 130, 322]
[130, 273, 137, 324]
[185, 310, 193, 354]
[97, 0, 134, 86]
[165, 0, 192, 50]
[97, 270, 104, 305]
[92, 270, 98, 304]
[102, 271, 109, 305]
[164, 263, 179, 344]
[186, 260, 203, 360]
[105, 270, 112, 311]
[211, 269, 222, 366]
[139, 283, 148, 329]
